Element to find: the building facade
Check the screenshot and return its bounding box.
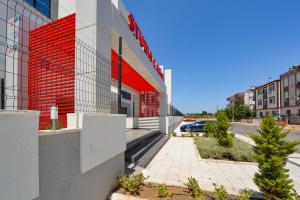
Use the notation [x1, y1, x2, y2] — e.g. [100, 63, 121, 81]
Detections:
[244, 88, 255, 110]
[252, 80, 281, 117]
[0, 0, 181, 128]
[226, 88, 255, 109]
[280, 65, 300, 116]
[227, 93, 245, 107]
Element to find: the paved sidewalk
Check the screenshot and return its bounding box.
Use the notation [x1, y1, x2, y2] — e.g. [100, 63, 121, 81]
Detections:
[142, 137, 300, 195]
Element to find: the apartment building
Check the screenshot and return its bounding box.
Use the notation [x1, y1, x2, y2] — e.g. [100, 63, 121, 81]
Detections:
[227, 88, 255, 109]
[227, 93, 245, 107]
[280, 65, 300, 116]
[253, 80, 281, 117]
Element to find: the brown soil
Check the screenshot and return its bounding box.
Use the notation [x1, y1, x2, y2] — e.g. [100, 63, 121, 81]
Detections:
[116, 183, 238, 200]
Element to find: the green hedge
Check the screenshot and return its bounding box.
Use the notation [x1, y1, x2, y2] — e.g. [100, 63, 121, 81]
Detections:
[194, 137, 255, 162]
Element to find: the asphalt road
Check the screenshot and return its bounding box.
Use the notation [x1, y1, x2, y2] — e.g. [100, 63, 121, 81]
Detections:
[230, 122, 300, 153]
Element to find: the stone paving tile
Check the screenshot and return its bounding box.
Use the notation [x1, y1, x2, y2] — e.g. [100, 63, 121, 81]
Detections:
[142, 137, 300, 195]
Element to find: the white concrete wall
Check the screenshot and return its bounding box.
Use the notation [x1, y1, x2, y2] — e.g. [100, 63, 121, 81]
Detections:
[0, 111, 39, 200]
[160, 116, 183, 134]
[67, 113, 126, 173]
[164, 69, 172, 105]
[126, 117, 138, 129]
[38, 128, 124, 200]
[58, 0, 76, 18]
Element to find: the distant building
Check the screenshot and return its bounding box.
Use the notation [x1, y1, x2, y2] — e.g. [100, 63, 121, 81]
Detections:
[280, 65, 300, 116]
[252, 80, 281, 118]
[227, 88, 255, 109]
[227, 93, 245, 107]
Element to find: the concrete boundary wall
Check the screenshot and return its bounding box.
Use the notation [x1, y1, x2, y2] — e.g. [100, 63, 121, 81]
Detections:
[160, 116, 184, 134]
[126, 117, 138, 129]
[38, 129, 124, 200]
[67, 113, 126, 173]
[0, 111, 40, 200]
[166, 116, 184, 134]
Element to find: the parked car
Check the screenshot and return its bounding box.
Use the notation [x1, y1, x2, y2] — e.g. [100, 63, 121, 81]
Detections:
[180, 120, 206, 132]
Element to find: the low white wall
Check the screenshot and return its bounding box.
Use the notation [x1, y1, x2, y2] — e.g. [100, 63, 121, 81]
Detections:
[0, 111, 39, 200]
[38, 129, 124, 200]
[126, 117, 138, 129]
[67, 113, 126, 173]
[160, 116, 184, 134]
[126, 116, 183, 134]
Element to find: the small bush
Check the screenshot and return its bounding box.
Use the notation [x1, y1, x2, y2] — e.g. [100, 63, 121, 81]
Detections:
[215, 111, 233, 147]
[213, 183, 228, 200]
[172, 132, 177, 137]
[184, 177, 205, 199]
[118, 173, 147, 195]
[203, 121, 216, 137]
[194, 137, 255, 162]
[237, 189, 253, 200]
[157, 184, 171, 198]
[188, 132, 196, 137]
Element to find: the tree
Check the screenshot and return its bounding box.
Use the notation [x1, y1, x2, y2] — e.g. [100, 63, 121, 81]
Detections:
[224, 104, 255, 121]
[203, 121, 217, 137]
[215, 111, 233, 147]
[250, 114, 300, 199]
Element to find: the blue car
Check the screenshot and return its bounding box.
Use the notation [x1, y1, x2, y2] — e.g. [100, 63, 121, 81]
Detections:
[180, 120, 206, 132]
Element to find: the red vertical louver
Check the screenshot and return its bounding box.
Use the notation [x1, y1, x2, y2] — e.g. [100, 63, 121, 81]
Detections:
[140, 91, 160, 117]
[28, 14, 76, 129]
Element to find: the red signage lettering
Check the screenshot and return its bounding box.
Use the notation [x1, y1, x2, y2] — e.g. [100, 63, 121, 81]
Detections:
[128, 13, 164, 80]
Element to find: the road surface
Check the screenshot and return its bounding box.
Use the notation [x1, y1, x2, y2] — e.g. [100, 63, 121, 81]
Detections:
[230, 122, 300, 153]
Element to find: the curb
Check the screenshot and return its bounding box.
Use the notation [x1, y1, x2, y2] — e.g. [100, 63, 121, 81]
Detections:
[108, 193, 148, 200]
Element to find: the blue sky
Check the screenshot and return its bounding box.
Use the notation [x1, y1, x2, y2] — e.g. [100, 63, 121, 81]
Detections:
[123, 0, 300, 113]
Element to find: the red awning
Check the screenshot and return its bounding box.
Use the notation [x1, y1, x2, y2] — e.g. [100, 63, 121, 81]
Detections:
[111, 50, 157, 92]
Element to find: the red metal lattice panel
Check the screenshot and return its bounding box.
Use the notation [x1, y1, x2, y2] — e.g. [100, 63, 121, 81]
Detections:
[140, 91, 160, 117]
[28, 14, 76, 129]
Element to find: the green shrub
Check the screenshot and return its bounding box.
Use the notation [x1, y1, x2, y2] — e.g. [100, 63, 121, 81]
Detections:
[184, 177, 204, 199]
[172, 132, 177, 137]
[188, 132, 196, 137]
[194, 137, 255, 162]
[118, 173, 147, 195]
[250, 114, 300, 199]
[237, 189, 253, 200]
[157, 184, 171, 198]
[203, 121, 216, 137]
[215, 111, 233, 147]
[213, 183, 228, 200]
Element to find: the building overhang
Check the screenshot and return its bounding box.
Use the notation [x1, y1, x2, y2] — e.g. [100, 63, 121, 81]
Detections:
[111, 5, 166, 94]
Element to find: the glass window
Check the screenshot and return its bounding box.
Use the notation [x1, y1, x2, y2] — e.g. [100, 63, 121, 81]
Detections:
[284, 77, 288, 87]
[269, 96, 275, 104]
[35, 0, 51, 17]
[269, 84, 275, 92]
[24, 0, 34, 6]
[284, 91, 289, 103]
[257, 89, 262, 95]
[258, 100, 262, 106]
[297, 72, 300, 83]
[24, 0, 51, 18]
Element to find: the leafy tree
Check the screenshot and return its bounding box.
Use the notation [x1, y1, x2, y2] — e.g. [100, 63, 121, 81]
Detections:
[215, 111, 233, 147]
[250, 114, 300, 200]
[224, 103, 254, 121]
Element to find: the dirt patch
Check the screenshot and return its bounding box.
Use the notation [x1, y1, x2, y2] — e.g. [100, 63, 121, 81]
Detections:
[116, 183, 238, 200]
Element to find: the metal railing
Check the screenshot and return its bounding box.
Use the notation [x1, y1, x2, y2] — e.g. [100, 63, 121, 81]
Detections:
[0, 0, 112, 129]
[168, 104, 184, 116]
